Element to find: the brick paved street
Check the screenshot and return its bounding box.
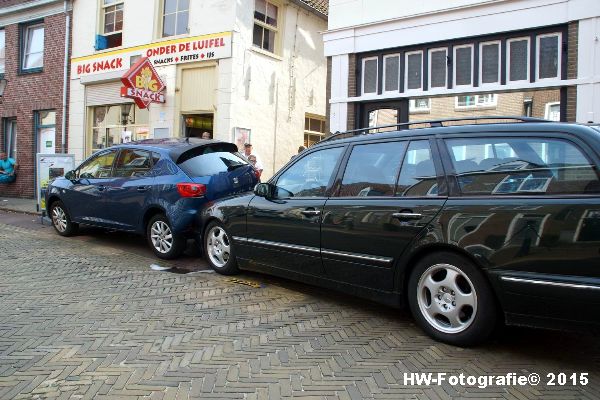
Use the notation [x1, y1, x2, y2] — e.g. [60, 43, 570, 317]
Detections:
[1, 211, 599, 399]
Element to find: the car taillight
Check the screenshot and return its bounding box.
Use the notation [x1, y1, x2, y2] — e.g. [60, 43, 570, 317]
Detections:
[176, 183, 206, 198]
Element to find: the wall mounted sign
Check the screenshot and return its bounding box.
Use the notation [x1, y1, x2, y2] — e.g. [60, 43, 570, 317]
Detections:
[72, 31, 232, 79]
[120, 57, 166, 109]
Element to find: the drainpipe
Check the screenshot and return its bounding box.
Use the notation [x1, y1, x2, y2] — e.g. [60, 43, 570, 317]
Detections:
[61, 0, 71, 153]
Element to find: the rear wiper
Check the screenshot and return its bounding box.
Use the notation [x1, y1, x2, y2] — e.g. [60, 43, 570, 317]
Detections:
[227, 164, 246, 171]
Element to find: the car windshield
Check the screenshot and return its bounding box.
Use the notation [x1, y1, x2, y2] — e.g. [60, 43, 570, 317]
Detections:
[177, 150, 249, 177]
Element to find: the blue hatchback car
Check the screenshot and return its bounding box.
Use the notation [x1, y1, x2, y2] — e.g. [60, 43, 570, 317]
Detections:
[46, 138, 259, 259]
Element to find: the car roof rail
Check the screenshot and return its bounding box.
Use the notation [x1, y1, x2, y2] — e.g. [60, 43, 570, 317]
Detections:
[321, 116, 550, 143]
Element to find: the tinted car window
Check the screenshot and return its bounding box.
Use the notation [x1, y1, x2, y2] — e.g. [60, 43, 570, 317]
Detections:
[78, 150, 117, 179]
[445, 137, 600, 195]
[338, 141, 406, 197]
[113, 149, 152, 177]
[178, 151, 248, 177]
[276, 147, 343, 198]
[396, 140, 438, 196]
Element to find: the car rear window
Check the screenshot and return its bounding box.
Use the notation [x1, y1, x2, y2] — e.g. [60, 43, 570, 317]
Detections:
[177, 147, 249, 177]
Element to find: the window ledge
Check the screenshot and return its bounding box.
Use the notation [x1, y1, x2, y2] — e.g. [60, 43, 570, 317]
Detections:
[409, 110, 431, 115]
[19, 67, 43, 75]
[455, 106, 498, 112]
[153, 33, 190, 43]
[251, 46, 282, 61]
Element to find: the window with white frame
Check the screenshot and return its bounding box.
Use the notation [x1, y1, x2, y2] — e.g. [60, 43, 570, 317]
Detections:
[537, 33, 561, 80]
[454, 44, 473, 87]
[0, 30, 5, 74]
[545, 102, 560, 121]
[409, 98, 431, 113]
[21, 23, 44, 71]
[456, 94, 497, 108]
[362, 57, 378, 94]
[101, 0, 123, 49]
[480, 41, 500, 85]
[253, 0, 278, 54]
[383, 54, 400, 93]
[162, 0, 189, 37]
[405, 51, 423, 91]
[429, 48, 447, 89]
[507, 37, 529, 82]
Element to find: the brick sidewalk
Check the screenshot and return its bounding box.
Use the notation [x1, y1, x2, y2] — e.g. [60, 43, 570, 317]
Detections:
[0, 219, 599, 399]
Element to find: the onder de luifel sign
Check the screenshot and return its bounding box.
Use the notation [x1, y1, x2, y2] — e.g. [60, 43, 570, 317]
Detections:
[120, 57, 166, 109]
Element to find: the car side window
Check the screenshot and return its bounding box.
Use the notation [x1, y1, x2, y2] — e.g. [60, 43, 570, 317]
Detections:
[338, 141, 406, 197]
[113, 149, 152, 178]
[396, 140, 438, 196]
[445, 137, 600, 195]
[78, 150, 117, 179]
[276, 147, 344, 198]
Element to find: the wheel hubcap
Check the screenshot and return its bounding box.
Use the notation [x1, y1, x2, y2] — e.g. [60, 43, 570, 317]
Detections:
[417, 263, 477, 334]
[150, 221, 173, 254]
[52, 206, 68, 233]
[206, 226, 231, 268]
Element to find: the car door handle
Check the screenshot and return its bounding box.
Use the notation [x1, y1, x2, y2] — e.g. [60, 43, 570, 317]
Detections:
[137, 186, 148, 192]
[301, 209, 321, 217]
[97, 185, 106, 192]
[392, 212, 422, 220]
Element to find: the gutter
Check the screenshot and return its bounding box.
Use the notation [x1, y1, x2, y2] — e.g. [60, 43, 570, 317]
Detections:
[61, 0, 71, 153]
[0, 0, 63, 16]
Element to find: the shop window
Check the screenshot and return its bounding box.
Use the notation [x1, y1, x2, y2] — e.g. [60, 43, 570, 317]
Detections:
[480, 41, 500, 85]
[253, 0, 278, 54]
[429, 48, 447, 89]
[383, 54, 400, 93]
[98, 0, 123, 50]
[21, 22, 44, 72]
[507, 37, 529, 82]
[162, 0, 189, 37]
[362, 57, 378, 94]
[304, 115, 326, 147]
[405, 51, 423, 91]
[35, 110, 56, 154]
[453, 44, 473, 87]
[4, 118, 17, 160]
[0, 30, 5, 75]
[537, 33, 561, 80]
[456, 94, 497, 108]
[89, 104, 149, 155]
[409, 98, 430, 113]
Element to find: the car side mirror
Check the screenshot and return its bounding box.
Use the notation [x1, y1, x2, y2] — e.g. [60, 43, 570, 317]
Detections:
[65, 170, 76, 181]
[254, 182, 275, 199]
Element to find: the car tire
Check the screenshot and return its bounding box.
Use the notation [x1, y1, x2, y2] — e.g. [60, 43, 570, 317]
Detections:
[49, 200, 78, 237]
[407, 251, 497, 346]
[147, 214, 185, 260]
[204, 221, 239, 275]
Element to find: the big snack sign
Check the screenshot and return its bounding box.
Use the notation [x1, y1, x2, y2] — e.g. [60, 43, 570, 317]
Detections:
[120, 58, 165, 108]
[71, 31, 232, 79]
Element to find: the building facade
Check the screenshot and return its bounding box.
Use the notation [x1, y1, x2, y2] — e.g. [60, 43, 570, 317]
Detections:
[323, 0, 600, 133]
[0, 0, 72, 198]
[69, 0, 328, 179]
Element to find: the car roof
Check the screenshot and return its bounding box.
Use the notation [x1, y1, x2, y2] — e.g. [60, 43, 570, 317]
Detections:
[111, 138, 239, 162]
[312, 121, 600, 148]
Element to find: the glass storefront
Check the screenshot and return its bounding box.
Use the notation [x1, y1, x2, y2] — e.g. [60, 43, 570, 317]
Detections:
[88, 104, 149, 154]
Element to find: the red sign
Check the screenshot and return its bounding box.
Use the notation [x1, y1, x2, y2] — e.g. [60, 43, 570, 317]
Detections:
[120, 57, 165, 109]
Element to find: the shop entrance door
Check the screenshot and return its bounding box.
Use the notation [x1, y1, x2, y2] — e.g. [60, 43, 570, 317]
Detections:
[359, 100, 408, 131]
[183, 114, 214, 139]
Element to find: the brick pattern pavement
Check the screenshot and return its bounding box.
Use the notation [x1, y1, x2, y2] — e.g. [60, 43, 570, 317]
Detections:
[1, 221, 600, 399]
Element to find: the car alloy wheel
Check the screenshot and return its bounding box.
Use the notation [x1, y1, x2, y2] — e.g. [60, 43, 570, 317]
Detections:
[206, 225, 231, 268]
[150, 220, 174, 254]
[52, 205, 68, 233]
[417, 263, 478, 334]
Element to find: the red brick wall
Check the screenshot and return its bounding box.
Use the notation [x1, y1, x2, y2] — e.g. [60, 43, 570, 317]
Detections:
[0, 12, 71, 198]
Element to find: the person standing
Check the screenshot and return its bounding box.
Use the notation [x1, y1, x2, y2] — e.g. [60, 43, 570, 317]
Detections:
[243, 143, 263, 177]
[0, 152, 17, 184]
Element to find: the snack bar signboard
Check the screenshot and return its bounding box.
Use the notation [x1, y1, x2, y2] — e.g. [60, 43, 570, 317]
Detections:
[72, 31, 232, 79]
[120, 57, 165, 109]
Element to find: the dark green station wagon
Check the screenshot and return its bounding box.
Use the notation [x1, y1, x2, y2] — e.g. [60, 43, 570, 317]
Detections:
[200, 117, 600, 346]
